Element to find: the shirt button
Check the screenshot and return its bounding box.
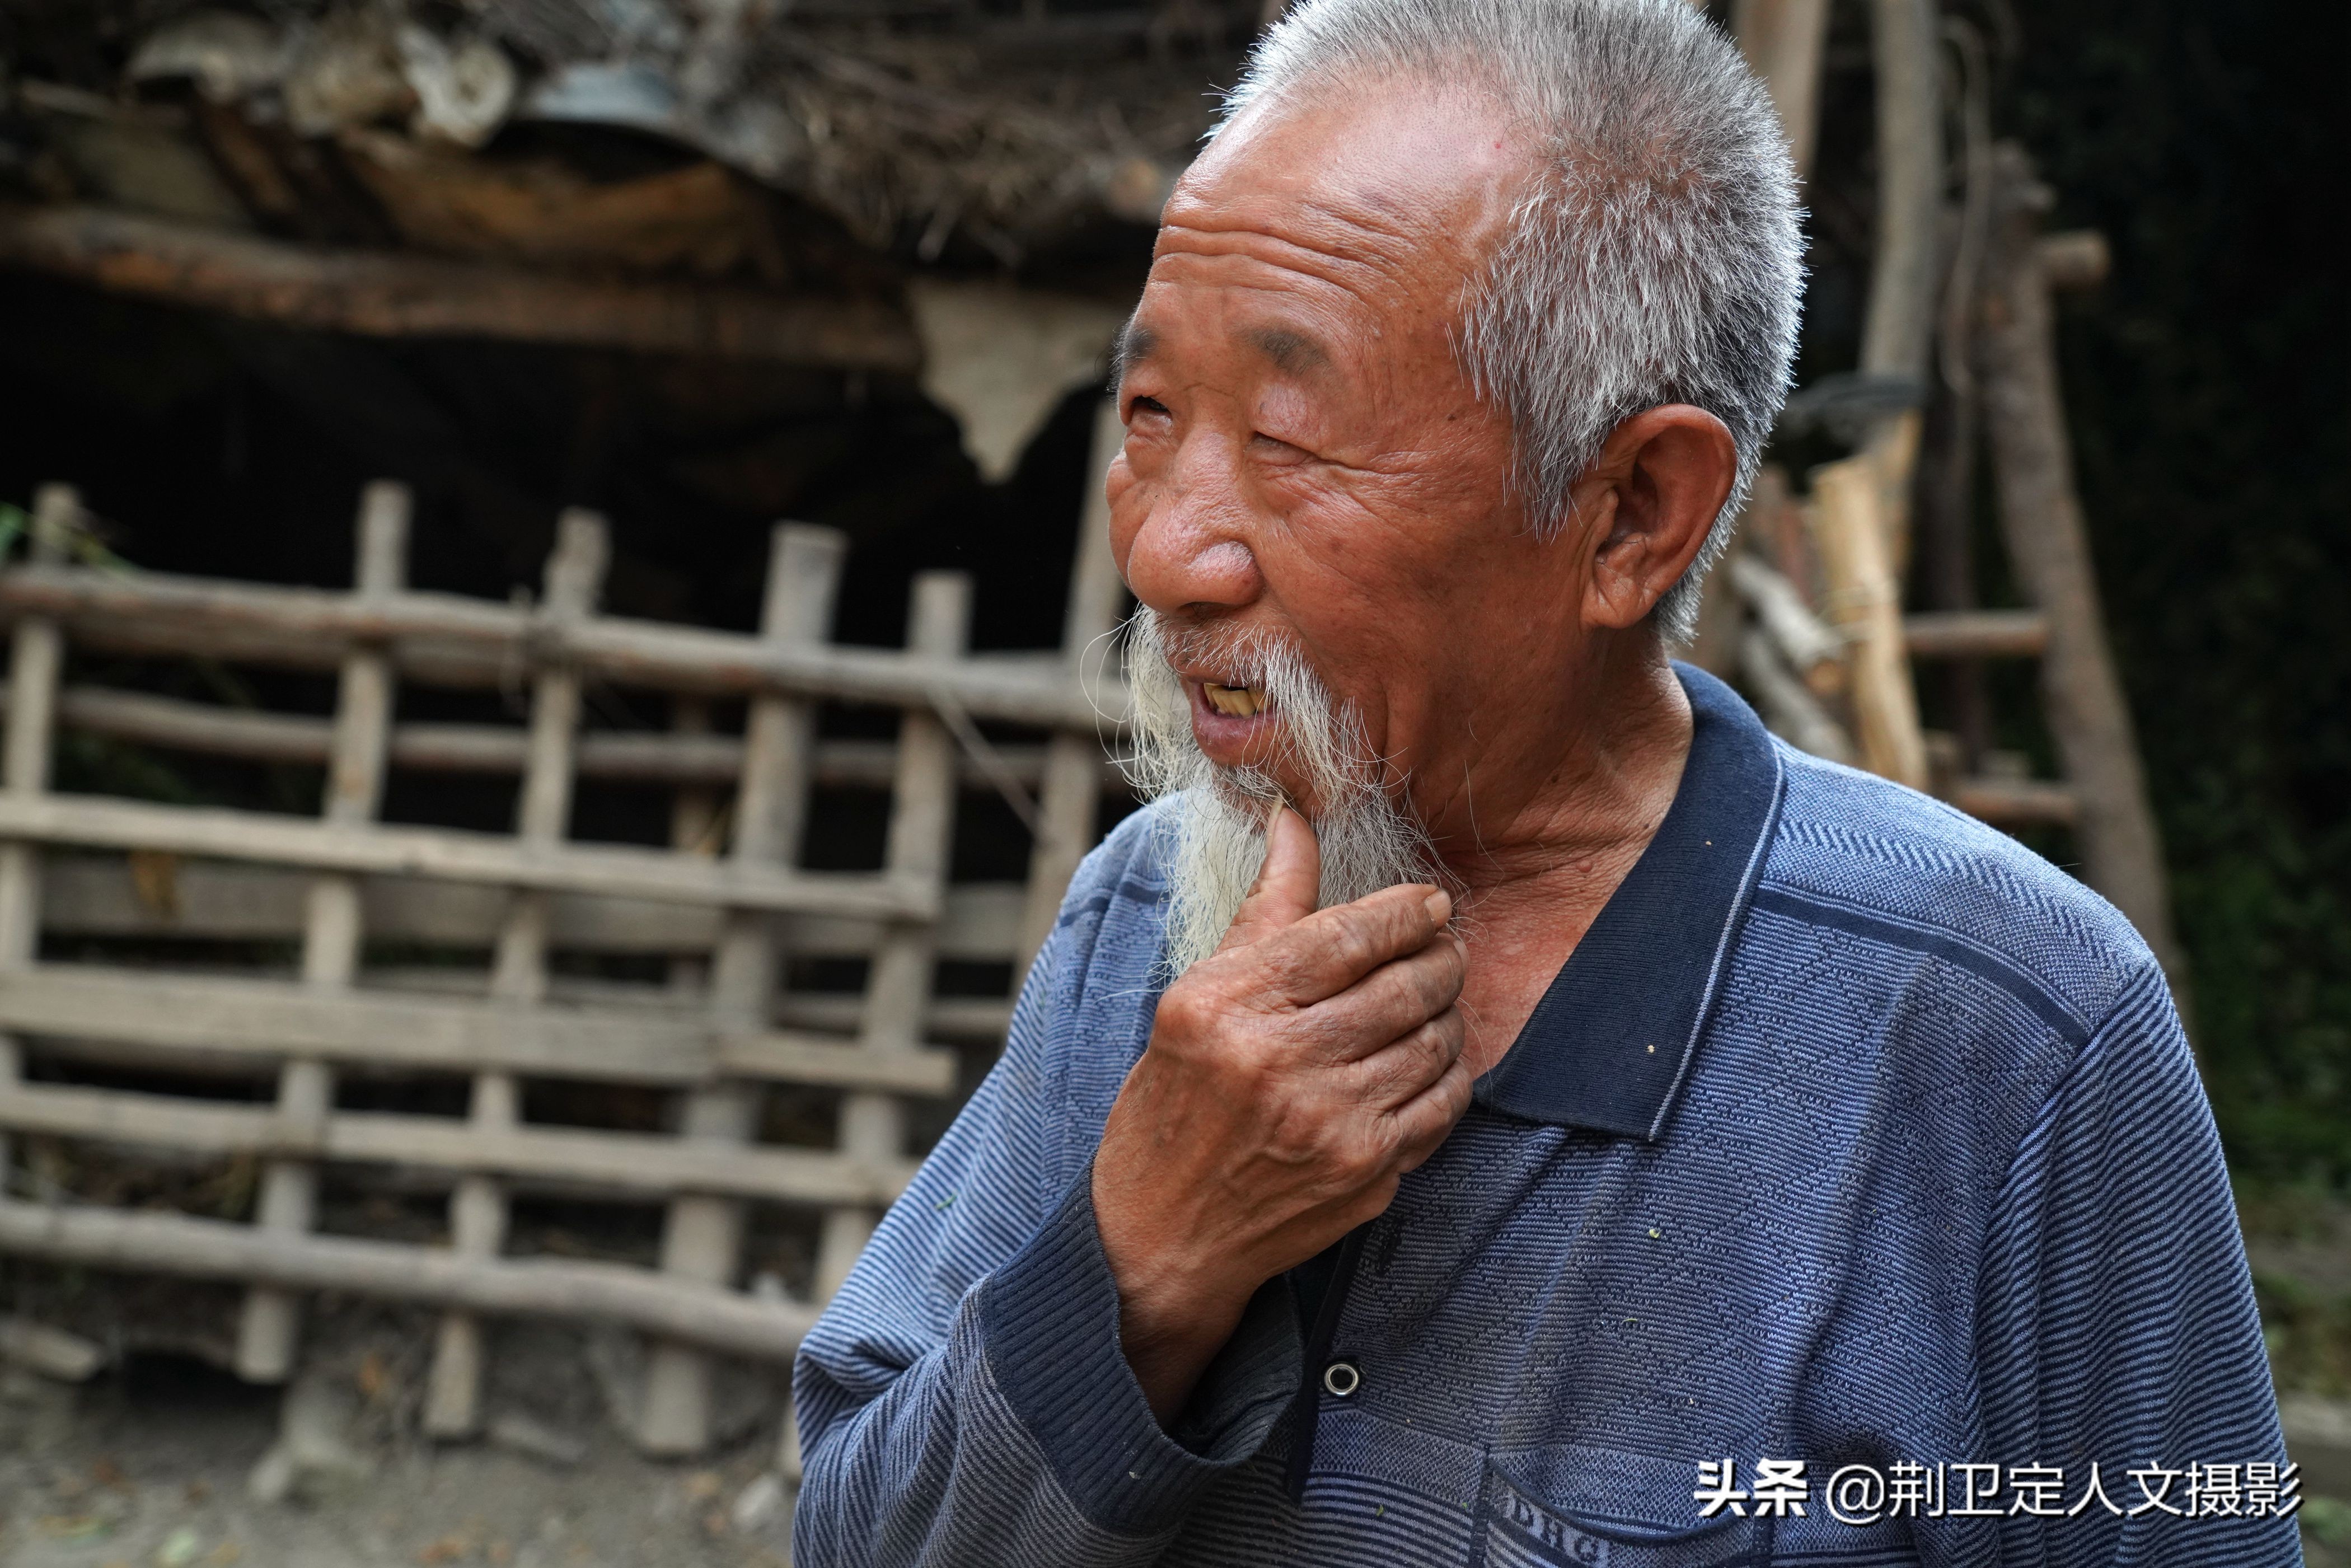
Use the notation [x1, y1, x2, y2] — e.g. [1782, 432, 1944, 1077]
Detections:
[1321, 1359, 1361, 1398]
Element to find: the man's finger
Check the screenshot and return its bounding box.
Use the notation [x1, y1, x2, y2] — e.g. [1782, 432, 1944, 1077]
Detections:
[1295, 934, 1465, 1060]
[1216, 803, 1322, 953]
[1345, 1007, 1465, 1107]
[1247, 881, 1453, 1005]
[1384, 1051, 1478, 1173]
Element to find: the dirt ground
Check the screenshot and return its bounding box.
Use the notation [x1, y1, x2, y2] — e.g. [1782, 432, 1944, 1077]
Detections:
[0, 1293, 796, 1568]
[3, 1195, 2348, 1568]
[0, 1380, 793, 1568]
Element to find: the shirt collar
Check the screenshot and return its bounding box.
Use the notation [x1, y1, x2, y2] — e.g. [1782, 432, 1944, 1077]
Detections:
[1473, 662, 1785, 1141]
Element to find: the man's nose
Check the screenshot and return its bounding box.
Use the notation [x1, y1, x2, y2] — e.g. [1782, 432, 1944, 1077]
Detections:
[1118, 441, 1265, 616]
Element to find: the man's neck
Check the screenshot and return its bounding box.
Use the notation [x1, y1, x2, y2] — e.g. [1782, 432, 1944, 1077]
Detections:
[1421, 636, 1695, 1073]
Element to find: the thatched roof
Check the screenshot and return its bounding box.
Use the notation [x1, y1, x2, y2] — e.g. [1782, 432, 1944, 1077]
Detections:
[3, 0, 1261, 271]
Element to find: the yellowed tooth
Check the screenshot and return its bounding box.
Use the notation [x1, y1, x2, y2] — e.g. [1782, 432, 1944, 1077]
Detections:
[1203, 684, 1264, 717]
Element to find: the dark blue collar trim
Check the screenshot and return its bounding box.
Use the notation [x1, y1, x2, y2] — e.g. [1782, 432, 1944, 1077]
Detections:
[1474, 663, 1785, 1140]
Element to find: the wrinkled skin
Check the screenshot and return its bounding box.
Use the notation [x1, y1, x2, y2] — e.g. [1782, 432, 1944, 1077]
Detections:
[1093, 75, 1740, 1420]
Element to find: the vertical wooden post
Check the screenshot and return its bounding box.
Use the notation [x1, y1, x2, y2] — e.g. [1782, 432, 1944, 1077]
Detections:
[1978, 143, 2188, 1000]
[1730, 0, 1832, 181]
[0, 487, 74, 1185]
[1857, 0, 1942, 574]
[1017, 398, 1127, 973]
[1810, 460, 1929, 790]
[422, 509, 607, 1437]
[814, 573, 967, 1309]
[637, 524, 844, 1457]
[665, 698, 721, 999]
[236, 481, 407, 1382]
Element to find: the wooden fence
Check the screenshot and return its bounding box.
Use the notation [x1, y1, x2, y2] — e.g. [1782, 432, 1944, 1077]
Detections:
[0, 402, 1131, 1457]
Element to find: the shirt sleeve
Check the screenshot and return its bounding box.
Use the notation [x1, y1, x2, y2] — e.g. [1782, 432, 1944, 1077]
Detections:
[1971, 962, 2301, 1567]
[790, 830, 1301, 1568]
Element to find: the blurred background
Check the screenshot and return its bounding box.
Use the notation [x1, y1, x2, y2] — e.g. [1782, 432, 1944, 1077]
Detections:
[0, 0, 2339, 1564]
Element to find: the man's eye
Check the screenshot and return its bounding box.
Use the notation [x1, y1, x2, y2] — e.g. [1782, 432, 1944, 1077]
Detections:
[1127, 396, 1170, 421]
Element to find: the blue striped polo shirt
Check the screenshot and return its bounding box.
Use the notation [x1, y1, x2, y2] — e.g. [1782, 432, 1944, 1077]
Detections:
[793, 666, 2297, 1567]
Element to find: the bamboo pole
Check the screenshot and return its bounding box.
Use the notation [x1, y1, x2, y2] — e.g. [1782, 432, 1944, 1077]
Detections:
[0, 204, 921, 372]
[1903, 610, 2049, 659]
[31, 859, 1022, 965]
[0, 569, 1121, 731]
[0, 487, 71, 1188]
[0, 965, 958, 1090]
[1017, 398, 1127, 972]
[425, 509, 607, 1438]
[1810, 459, 1929, 789]
[0, 1200, 819, 1361]
[788, 572, 966, 1480]
[236, 481, 405, 1384]
[0, 794, 932, 919]
[816, 577, 965, 1304]
[638, 524, 844, 1457]
[1978, 143, 2186, 997]
[4, 684, 1109, 790]
[1730, 0, 1833, 180]
[0, 1082, 916, 1205]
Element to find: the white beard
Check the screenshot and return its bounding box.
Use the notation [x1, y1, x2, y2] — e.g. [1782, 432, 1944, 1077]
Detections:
[1120, 611, 1443, 976]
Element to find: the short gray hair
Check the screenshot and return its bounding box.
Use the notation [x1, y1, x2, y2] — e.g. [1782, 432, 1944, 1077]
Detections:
[1217, 0, 1802, 641]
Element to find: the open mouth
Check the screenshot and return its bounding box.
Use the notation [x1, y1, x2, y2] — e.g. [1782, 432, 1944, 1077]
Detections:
[1200, 681, 1267, 718]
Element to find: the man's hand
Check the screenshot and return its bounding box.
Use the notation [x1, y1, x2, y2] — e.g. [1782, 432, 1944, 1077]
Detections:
[1092, 806, 1473, 1421]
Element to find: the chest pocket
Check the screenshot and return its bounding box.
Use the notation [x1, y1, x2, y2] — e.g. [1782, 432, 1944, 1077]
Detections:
[1482, 1468, 1772, 1568]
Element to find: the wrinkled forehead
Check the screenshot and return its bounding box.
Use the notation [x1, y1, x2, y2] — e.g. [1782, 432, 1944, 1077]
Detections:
[1137, 72, 1528, 341]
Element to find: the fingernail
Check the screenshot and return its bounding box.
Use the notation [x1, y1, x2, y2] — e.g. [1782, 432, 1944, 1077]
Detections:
[1423, 889, 1451, 925]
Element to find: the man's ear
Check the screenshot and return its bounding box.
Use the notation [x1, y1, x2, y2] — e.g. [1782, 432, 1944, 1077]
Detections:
[1567, 405, 1739, 631]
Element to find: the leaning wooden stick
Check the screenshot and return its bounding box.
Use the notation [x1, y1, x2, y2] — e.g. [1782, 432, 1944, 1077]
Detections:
[424, 508, 607, 1438]
[814, 573, 967, 1303]
[639, 523, 844, 1457]
[0, 486, 73, 1186]
[236, 481, 406, 1383]
[1017, 397, 1128, 973]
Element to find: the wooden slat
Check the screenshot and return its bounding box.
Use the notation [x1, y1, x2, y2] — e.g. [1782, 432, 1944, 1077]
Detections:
[1949, 775, 2081, 828]
[1810, 457, 1930, 789]
[1020, 399, 1128, 971]
[0, 486, 71, 1183]
[38, 856, 1023, 962]
[0, 567, 1125, 731]
[1982, 146, 2184, 991]
[0, 1199, 816, 1361]
[643, 523, 846, 1453]
[0, 793, 932, 920]
[17, 684, 1112, 790]
[0, 1083, 912, 1205]
[0, 204, 921, 372]
[0, 966, 957, 1093]
[241, 479, 406, 1380]
[1902, 609, 2049, 659]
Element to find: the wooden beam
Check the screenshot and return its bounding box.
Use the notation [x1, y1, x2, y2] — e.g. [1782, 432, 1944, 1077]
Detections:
[1730, 0, 1833, 180]
[1902, 609, 2050, 659]
[35, 854, 1023, 962]
[1979, 145, 2186, 991]
[0, 204, 921, 372]
[0, 793, 932, 920]
[1809, 458, 1930, 790]
[15, 683, 1121, 793]
[0, 1082, 916, 1205]
[0, 965, 958, 1092]
[0, 1198, 817, 1361]
[1727, 551, 1846, 690]
[0, 567, 1126, 732]
[1949, 776, 2080, 829]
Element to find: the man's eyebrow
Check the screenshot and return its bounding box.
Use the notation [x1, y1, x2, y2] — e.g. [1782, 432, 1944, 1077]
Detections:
[1113, 320, 1158, 386]
[1247, 326, 1332, 377]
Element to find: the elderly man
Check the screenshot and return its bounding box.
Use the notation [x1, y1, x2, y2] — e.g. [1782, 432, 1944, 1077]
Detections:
[794, 2, 2293, 1564]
